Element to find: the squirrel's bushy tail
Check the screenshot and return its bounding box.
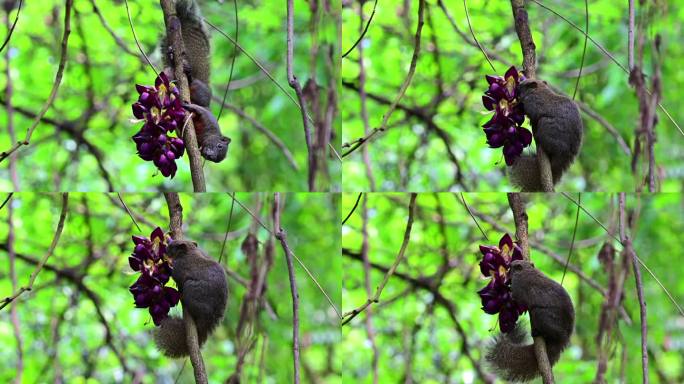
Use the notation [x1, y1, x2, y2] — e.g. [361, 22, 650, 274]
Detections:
[486, 323, 564, 382]
[154, 315, 209, 357]
[509, 153, 568, 191]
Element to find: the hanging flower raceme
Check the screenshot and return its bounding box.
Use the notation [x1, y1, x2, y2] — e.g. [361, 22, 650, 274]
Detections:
[481, 66, 532, 166]
[476, 233, 527, 333]
[131, 72, 187, 178]
[128, 227, 180, 326]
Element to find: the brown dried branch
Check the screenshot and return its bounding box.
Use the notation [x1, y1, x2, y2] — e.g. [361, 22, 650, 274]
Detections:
[163, 192, 207, 384]
[507, 192, 554, 383]
[510, 0, 554, 191]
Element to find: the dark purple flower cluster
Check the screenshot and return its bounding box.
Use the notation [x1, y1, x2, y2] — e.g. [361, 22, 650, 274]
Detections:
[131, 72, 187, 178]
[477, 233, 527, 333]
[128, 227, 180, 326]
[481, 66, 532, 166]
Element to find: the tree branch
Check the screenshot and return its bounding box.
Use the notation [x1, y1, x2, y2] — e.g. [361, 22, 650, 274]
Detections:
[163, 192, 207, 384]
[160, 0, 206, 192]
[507, 192, 554, 383]
[510, 0, 553, 191]
[273, 193, 301, 384]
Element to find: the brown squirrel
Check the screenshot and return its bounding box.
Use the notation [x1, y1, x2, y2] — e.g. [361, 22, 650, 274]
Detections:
[486, 260, 575, 382]
[164, 0, 230, 163]
[509, 79, 583, 191]
[154, 239, 228, 357]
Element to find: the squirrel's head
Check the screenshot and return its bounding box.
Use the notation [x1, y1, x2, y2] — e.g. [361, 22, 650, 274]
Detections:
[166, 239, 198, 260]
[517, 78, 548, 98]
[510, 260, 535, 279]
[201, 136, 230, 163]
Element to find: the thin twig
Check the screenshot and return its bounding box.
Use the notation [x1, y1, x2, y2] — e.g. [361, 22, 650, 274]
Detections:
[123, 0, 158, 75]
[89, 0, 145, 61]
[0, 0, 22, 54]
[217, 0, 239, 121]
[572, 0, 589, 100]
[0, 193, 12, 210]
[342, 193, 417, 325]
[1, 193, 69, 311]
[341, 0, 426, 158]
[463, 0, 495, 71]
[117, 193, 141, 233]
[342, 0, 377, 58]
[459, 193, 487, 240]
[0, 0, 72, 163]
[561, 193, 581, 285]
[341, 193, 363, 225]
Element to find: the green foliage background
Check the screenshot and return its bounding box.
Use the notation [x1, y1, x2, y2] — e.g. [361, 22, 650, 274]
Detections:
[0, 0, 340, 192]
[0, 192, 341, 383]
[341, 1, 684, 192]
[342, 193, 684, 383]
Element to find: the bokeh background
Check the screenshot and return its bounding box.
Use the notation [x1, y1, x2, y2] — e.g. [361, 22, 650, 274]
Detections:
[0, 192, 341, 383]
[0, 0, 341, 191]
[341, 1, 684, 192]
[342, 192, 684, 382]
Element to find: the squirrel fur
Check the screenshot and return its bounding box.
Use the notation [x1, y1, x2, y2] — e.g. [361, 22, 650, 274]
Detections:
[154, 239, 228, 357]
[164, 0, 230, 163]
[486, 260, 575, 382]
[509, 79, 583, 191]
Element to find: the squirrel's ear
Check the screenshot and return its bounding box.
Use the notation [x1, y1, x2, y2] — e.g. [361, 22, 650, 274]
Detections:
[192, 241, 198, 247]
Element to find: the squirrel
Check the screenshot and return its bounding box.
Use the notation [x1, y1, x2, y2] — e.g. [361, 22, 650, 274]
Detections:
[164, 0, 230, 163]
[486, 260, 575, 382]
[154, 239, 228, 357]
[509, 79, 583, 191]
